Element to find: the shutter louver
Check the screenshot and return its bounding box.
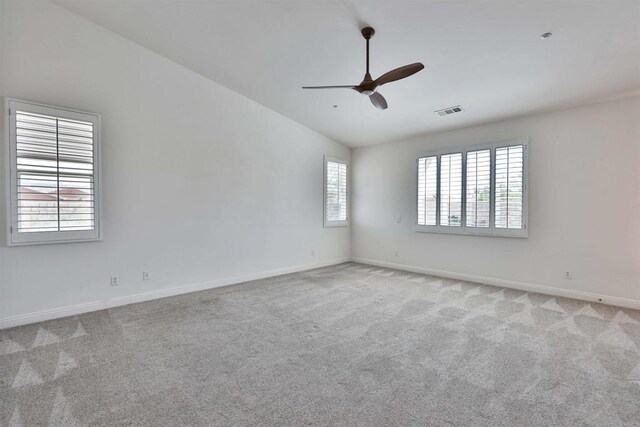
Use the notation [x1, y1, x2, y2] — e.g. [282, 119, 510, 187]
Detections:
[439, 153, 462, 227]
[495, 145, 524, 229]
[465, 149, 491, 228]
[417, 156, 437, 226]
[15, 111, 95, 233]
[326, 161, 347, 222]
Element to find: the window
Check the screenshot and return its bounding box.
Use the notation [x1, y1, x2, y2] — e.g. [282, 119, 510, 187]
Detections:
[5, 99, 101, 245]
[324, 156, 348, 227]
[417, 156, 437, 226]
[439, 152, 462, 227]
[466, 149, 491, 228]
[495, 145, 524, 229]
[416, 139, 528, 237]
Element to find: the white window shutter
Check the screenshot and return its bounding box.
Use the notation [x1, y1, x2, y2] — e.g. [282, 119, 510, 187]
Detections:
[415, 139, 527, 237]
[16, 111, 95, 233]
[495, 145, 524, 229]
[439, 153, 462, 227]
[324, 156, 349, 227]
[417, 156, 437, 226]
[465, 149, 491, 228]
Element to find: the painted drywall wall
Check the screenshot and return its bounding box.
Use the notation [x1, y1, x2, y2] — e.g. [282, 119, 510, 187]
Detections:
[0, 0, 350, 324]
[351, 96, 640, 303]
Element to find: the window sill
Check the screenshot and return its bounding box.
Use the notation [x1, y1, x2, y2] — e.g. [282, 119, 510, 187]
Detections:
[7, 233, 102, 247]
[324, 221, 349, 228]
[414, 225, 527, 238]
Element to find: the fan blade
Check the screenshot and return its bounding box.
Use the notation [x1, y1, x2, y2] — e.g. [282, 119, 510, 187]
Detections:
[369, 92, 388, 110]
[302, 85, 356, 89]
[374, 63, 424, 87]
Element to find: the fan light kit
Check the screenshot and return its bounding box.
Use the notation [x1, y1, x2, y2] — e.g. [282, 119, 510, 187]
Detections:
[302, 27, 424, 110]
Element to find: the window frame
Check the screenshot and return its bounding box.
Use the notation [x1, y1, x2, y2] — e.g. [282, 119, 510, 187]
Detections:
[4, 98, 102, 246]
[323, 155, 349, 228]
[415, 138, 528, 238]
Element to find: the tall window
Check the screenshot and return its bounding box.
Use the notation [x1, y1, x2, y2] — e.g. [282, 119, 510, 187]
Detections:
[466, 149, 491, 228]
[6, 99, 101, 245]
[416, 139, 528, 237]
[495, 145, 524, 229]
[324, 156, 348, 227]
[417, 156, 437, 226]
[439, 153, 463, 227]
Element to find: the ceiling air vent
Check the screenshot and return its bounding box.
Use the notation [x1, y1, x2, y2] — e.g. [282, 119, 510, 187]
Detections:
[435, 105, 463, 116]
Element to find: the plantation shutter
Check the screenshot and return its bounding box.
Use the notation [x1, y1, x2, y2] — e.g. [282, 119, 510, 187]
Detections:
[465, 149, 491, 228]
[16, 111, 95, 233]
[439, 153, 462, 227]
[417, 156, 437, 226]
[415, 139, 527, 237]
[495, 145, 524, 229]
[325, 160, 347, 222]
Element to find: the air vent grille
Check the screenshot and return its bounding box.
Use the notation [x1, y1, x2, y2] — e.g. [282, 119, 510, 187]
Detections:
[435, 105, 463, 116]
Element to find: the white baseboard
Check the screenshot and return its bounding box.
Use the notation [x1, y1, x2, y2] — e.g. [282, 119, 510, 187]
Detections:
[351, 257, 640, 311]
[0, 257, 350, 329]
[4, 255, 638, 329]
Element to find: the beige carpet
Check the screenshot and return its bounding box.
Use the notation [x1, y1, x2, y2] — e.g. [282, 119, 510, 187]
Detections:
[1, 262, 640, 426]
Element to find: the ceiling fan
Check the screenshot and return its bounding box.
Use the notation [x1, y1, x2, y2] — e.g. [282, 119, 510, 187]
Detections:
[302, 27, 424, 110]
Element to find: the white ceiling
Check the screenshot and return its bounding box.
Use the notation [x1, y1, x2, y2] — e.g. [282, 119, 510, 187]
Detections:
[53, 0, 640, 147]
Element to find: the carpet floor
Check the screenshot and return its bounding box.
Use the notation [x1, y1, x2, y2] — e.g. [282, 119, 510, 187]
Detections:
[1, 262, 640, 426]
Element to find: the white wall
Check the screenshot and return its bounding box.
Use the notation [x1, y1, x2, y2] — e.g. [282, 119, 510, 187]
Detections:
[352, 96, 640, 305]
[0, 0, 350, 325]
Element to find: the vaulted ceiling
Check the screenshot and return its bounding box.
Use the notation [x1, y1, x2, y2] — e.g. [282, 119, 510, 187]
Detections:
[54, 0, 640, 147]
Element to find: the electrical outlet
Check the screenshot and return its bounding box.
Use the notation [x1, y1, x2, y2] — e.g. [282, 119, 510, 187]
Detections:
[394, 250, 399, 257]
[396, 216, 402, 223]
[311, 249, 315, 256]
[564, 271, 572, 279]
[143, 272, 151, 281]
[110, 276, 119, 286]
